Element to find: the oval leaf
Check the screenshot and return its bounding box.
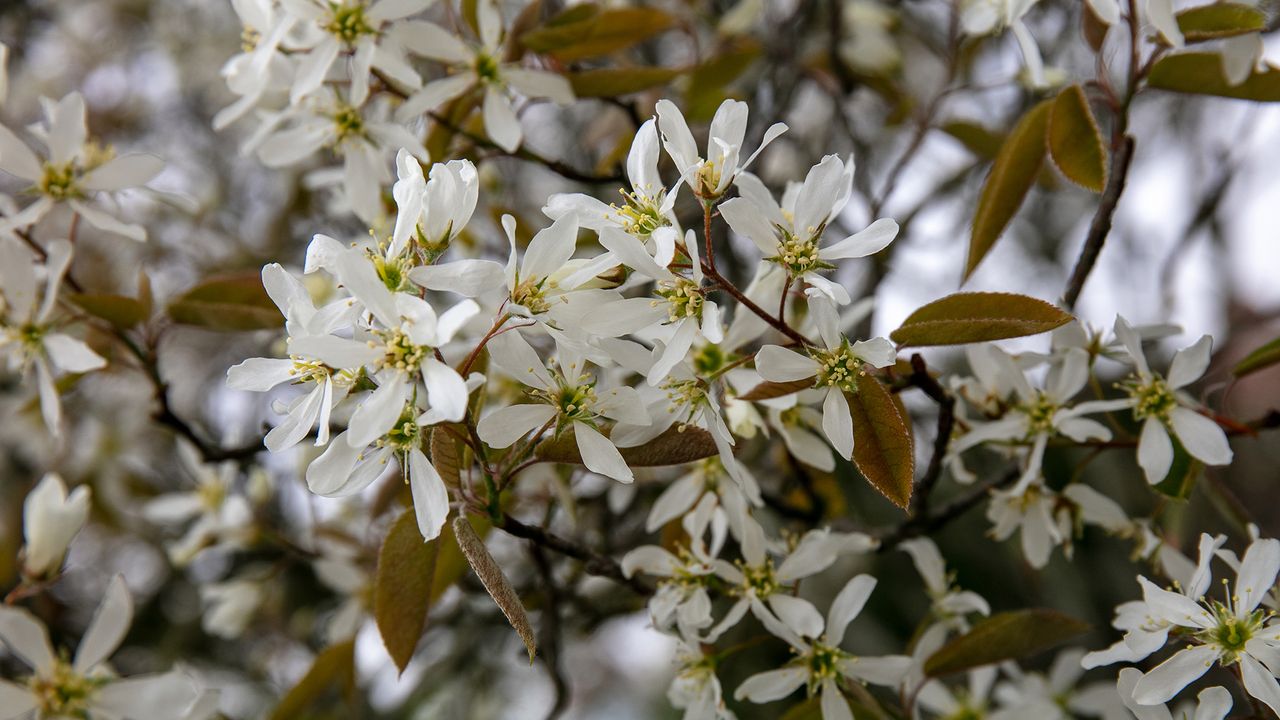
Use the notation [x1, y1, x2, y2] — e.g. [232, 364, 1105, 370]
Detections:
[890, 292, 1073, 347]
[453, 515, 537, 663]
[269, 639, 356, 720]
[1148, 52, 1280, 101]
[430, 426, 464, 489]
[168, 272, 280, 331]
[374, 510, 441, 674]
[1176, 3, 1265, 42]
[1233, 336, 1280, 377]
[521, 6, 676, 62]
[68, 293, 148, 330]
[1047, 85, 1106, 192]
[738, 378, 815, 402]
[967, 100, 1052, 278]
[568, 67, 680, 97]
[923, 609, 1090, 677]
[535, 424, 717, 466]
[848, 373, 914, 509]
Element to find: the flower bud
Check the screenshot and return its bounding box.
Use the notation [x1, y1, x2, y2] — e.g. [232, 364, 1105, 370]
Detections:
[20, 473, 90, 580]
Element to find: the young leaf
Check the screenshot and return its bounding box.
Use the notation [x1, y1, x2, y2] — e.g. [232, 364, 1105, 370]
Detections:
[1148, 53, 1280, 101]
[1047, 85, 1106, 192]
[453, 516, 537, 663]
[1176, 3, 1265, 42]
[847, 373, 914, 509]
[430, 426, 464, 489]
[890, 292, 1073, 346]
[1082, 2, 1110, 52]
[1233, 336, 1280, 377]
[374, 510, 441, 674]
[568, 67, 680, 97]
[520, 6, 676, 62]
[68, 293, 148, 330]
[923, 609, 1090, 677]
[966, 100, 1052, 278]
[536, 424, 718, 466]
[738, 378, 815, 401]
[168, 272, 281, 331]
[269, 640, 356, 720]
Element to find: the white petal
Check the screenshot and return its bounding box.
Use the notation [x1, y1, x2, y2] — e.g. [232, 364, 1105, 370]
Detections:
[1235, 538, 1280, 615]
[409, 259, 505, 297]
[226, 357, 296, 392]
[291, 36, 340, 103]
[504, 68, 574, 104]
[264, 383, 325, 452]
[645, 473, 704, 531]
[767, 594, 825, 639]
[74, 576, 132, 672]
[348, 372, 410, 447]
[1146, 0, 1184, 46]
[821, 680, 854, 720]
[397, 20, 473, 62]
[477, 404, 556, 448]
[755, 345, 819, 382]
[288, 335, 380, 369]
[1241, 654, 1280, 718]
[80, 154, 164, 191]
[0, 607, 55, 674]
[822, 387, 854, 460]
[1132, 645, 1217, 705]
[0, 680, 36, 719]
[0, 123, 40, 180]
[395, 73, 475, 122]
[1194, 686, 1233, 720]
[837, 655, 911, 686]
[826, 574, 876, 643]
[43, 333, 106, 373]
[734, 666, 807, 703]
[408, 448, 449, 541]
[422, 358, 469, 423]
[1167, 335, 1212, 390]
[91, 670, 199, 720]
[574, 422, 633, 483]
[1170, 407, 1232, 466]
[366, 0, 430, 23]
[851, 337, 897, 368]
[482, 86, 521, 152]
[1137, 417, 1173, 485]
[67, 199, 147, 242]
[821, 218, 899, 260]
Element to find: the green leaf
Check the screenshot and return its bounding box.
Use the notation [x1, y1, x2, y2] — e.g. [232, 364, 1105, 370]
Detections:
[684, 38, 762, 120]
[966, 100, 1052, 278]
[68, 293, 148, 330]
[1233, 336, 1280, 377]
[942, 120, 1004, 160]
[168, 272, 280, 331]
[1082, 2, 1110, 53]
[535, 424, 718, 466]
[453, 516, 537, 662]
[568, 67, 680, 97]
[374, 510, 440, 674]
[1176, 3, 1265, 42]
[521, 6, 676, 62]
[1047, 85, 1107, 192]
[1148, 52, 1280, 101]
[890, 292, 1073, 347]
[847, 373, 914, 509]
[923, 609, 1090, 677]
[738, 378, 815, 402]
[269, 640, 356, 720]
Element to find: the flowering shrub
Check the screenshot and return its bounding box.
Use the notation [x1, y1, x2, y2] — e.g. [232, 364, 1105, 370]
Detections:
[2, 0, 1280, 718]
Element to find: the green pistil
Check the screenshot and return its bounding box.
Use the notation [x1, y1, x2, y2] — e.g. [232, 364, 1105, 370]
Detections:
[511, 276, 552, 315]
[769, 228, 830, 276]
[1022, 392, 1059, 435]
[332, 104, 366, 144]
[371, 251, 414, 293]
[27, 660, 105, 717]
[475, 53, 501, 83]
[325, 2, 374, 43]
[1123, 376, 1177, 423]
[805, 642, 850, 690]
[38, 162, 80, 201]
[374, 329, 428, 375]
[655, 278, 705, 323]
[1200, 600, 1268, 662]
[414, 223, 453, 262]
[812, 341, 864, 393]
[692, 344, 727, 375]
[377, 404, 422, 453]
[735, 557, 779, 598]
[611, 188, 668, 236]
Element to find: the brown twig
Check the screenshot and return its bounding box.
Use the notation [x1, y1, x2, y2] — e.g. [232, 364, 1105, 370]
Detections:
[1062, 135, 1135, 310]
[499, 514, 651, 595]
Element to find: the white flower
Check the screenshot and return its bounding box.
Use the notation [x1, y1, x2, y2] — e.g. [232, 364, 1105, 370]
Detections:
[950, 346, 1117, 494]
[992, 649, 1121, 720]
[389, 150, 479, 259]
[622, 495, 727, 637]
[720, 155, 898, 305]
[655, 98, 786, 201]
[0, 576, 200, 719]
[986, 480, 1068, 569]
[584, 229, 722, 384]
[0, 92, 163, 241]
[544, 118, 682, 266]
[200, 579, 263, 639]
[1112, 316, 1233, 484]
[500, 213, 619, 323]
[735, 574, 912, 720]
[395, 0, 574, 151]
[476, 329, 647, 483]
[839, 1, 902, 75]
[1086, 533, 1280, 715]
[916, 666, 997, 720]
[0, 238, 107, 436]
[668, 631, 736, 720]
[1116, 668, 1232, 720]
[281, 0, 430, 106]
[959, 0, 1048, 88]
[256, 93, 428, 223]
[214, 0, 297, 130]
[900, 538, 990, 628]
[19, 473, 90, 581]
[754, 295, 897, 459]
[142, 443, 254, 566]
[642, 458, 758, 540]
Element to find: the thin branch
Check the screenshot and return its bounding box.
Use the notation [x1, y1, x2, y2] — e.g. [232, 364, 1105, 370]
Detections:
[1062, 134, 1135, 310]
[499, 514, 651, 595]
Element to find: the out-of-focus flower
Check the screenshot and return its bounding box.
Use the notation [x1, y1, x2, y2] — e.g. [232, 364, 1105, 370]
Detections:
[19, 473, 90, 581]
